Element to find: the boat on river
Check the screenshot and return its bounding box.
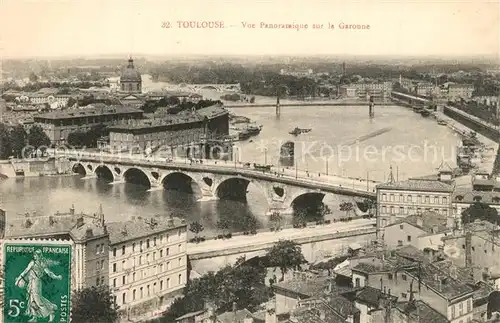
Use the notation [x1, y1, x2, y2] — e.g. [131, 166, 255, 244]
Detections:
[289, 127, 312, 136]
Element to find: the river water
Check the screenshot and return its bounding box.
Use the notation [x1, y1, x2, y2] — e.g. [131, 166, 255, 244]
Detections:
[0, 75, 461, 235]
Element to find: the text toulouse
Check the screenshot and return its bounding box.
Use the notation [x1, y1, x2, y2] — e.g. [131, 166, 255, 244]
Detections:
[162, 21, 370, 30]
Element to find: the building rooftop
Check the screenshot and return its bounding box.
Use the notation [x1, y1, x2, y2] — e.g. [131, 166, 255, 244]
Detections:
[290, 299, 348, 323]
[273, 275, 332, 299]
[106, 216, 186, 245]
[34, 105, 142, 120]
[355, 286, 397, 308]
[394, 300, 449, 323]
[454, 189, 500, 205]
[108, 104, 228, 131]
[377, 178, 454, 192]
[217, 309, 253, 323]
[390, 211, 449, 235]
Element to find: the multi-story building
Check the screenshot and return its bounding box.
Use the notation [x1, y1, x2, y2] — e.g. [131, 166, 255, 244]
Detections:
[106, 216, 187, 316]
[34, 105, 143, 144]
[2, 207, 187, 318]
[383, 211, 450, 250]
[279, 69, 313, 77]
[452, 190, 500, 222]
[376, 170, 455, 236]
[351, 253, 476, 323]
[447, 83, 475, 100]
[339, 85, 357, 98]
[108, 104, 230, 156]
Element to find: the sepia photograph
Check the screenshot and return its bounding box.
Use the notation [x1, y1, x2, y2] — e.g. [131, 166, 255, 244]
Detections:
[0, 0, 499, 322]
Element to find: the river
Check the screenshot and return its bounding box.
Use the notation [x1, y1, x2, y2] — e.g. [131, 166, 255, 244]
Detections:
[0, 75, 461, 235]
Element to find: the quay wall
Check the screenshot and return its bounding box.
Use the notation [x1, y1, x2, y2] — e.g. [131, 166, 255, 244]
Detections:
[0, 158, 71, 178]
[443, 106, 500, 142]
[188, 227, 376, 274]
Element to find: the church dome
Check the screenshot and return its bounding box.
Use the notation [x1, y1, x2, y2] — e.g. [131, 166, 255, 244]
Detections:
[120, 58, 141, 82]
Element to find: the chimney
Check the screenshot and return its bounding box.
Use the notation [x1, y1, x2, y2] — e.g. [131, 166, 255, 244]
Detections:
[76, 217, 84, 228]
[85, 228, 93, 238]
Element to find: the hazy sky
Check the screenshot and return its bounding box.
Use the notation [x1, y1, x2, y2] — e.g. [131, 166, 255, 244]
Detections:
[1, 0, 498, 58]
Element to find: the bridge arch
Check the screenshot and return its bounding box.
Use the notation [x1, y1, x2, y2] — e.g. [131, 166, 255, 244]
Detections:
[289, 192, 326, 210]
[71, 163, 87, 176]
[199, 85, 219, 91]
[160, 172, 202, 196]
[122, 167, 152, 188]
[214, 177, 269, 203]
[94, 165, 114, 182]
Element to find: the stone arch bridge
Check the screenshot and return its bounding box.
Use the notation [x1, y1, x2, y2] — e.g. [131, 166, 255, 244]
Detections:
[66, 155, 375, 215]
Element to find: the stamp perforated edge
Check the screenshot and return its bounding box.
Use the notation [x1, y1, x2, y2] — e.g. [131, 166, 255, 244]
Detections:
[2, 238, 75, 323]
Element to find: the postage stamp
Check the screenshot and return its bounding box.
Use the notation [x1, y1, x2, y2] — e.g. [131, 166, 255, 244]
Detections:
[3, 241, 72, 323]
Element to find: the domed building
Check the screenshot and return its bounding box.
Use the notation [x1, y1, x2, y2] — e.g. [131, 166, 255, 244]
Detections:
[120, 57, 142, 94]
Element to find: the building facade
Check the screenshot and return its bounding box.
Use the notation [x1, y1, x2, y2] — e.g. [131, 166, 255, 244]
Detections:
[376, 171, 455, 238]
[108, 105, 230, 157]
[107, 216, 188, 317]
[34, 106, 143, 144]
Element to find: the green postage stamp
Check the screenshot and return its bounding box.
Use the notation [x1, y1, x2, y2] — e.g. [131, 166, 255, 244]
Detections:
[3, 241, 72, 323]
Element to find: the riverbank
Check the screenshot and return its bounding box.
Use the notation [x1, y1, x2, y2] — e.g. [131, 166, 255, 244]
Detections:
[0, 158, 71, 178]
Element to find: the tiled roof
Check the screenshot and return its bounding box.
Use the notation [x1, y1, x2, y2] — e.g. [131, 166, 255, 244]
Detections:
[355, 286, 397, 307]
[106, 216, 186, 245]
[389, 211, 448, 234]
[217, 308, 253, 323]
[376, 178, 454, 192]
[34, 105, 142, 120]
[394, 300, 449, 323]
[453, 189, 500, 205]
[351, 262, 394, 274]
[404, 262, 474, 300]
[290, 303, 347, 323]
[273, 276, 331, 298]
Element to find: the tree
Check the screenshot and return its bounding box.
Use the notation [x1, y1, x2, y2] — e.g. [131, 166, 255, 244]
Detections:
[242, 215, 258, 233]
[28, 125, 51, 156]
[267, 240, 307, 281]
[461, 198, 500, 226]
[249, 96, 255, 103]
[28, 72, 38, 83]
[72, 285, 119, 323]
[189, 221, 204, 242]
[270, 212, 283, 231]
[66, 97, 77, 108]
[216, 219, 229, 236]
[292, 209, 307, 228]
[10, 125, 27, 158]
[0, 124, 12, 159]
[339, 201, 354, 218]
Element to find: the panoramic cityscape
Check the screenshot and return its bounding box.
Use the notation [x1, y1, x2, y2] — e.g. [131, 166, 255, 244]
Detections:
[1, 1, 500, 323]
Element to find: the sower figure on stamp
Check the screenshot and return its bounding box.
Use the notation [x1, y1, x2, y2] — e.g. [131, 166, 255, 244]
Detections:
[14, 249, 62, 323]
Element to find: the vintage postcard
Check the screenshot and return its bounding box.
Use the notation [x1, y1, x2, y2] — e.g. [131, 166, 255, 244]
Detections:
[0, 0, 499, 322]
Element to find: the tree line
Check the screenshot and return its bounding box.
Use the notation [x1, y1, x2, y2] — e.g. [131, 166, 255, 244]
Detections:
[0, 124, 51, 159]
[67, 124, 109, 148]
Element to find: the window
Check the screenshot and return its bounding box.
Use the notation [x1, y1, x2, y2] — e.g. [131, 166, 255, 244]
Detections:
[434, 196, 439, 204]
[178, 244, 182, 252]
[153, 252, 156, 261]
[178, 274, 182, 285]
[459, 302, 463, 316]
[407, 195, 412, 202]
[167, 278, 170, 288]
[140, 287, 143, 298]
[425, 196, 430, 203]
[147, 239, 150, 248]
[122, 276, 126, 285]
[160, 264, 164, 272]
[132, 243, 136, 252]
[399, 194, 403, 202]
[133, 289, 136, 301]
[113, 263, 117, 273]
[160, 249, 163, 258]
[399, 207, 404, 214]
[122, 245, 126, 255]
[113, 248, 117, 257]
[400, 224, 404, 230]
[167, 261, 170, 270]
[147, 253, 150, 262]
[166, 248, 170, 255]
[382, 206, 387, 214]
[100, 244, 104, 253]
[139, 256, 142, 265]
[147, 285, 150, 296]
[132, 272, 136, 282]
[96, 277, 101, 286]
[178, 258, 182, 266]
[402, 274, 407, 281]
[166, 234, 169, 242]
[355, 278, 360, 287]
[401, 293, 407, 299]
[390, 206, 394, 214]
[407, 235, 412, 242]
[113, 278, 117, 287]
[442, 197, 448, 204]
[154, 282, 157, 293]
[122, 260, 125, 270]
[398, 240, 403, 246]
[96, 244, 101, 254]
[140, 240, 143, 251]
[154, 237, 157, 246]
[382, 193, 387, 201]
[178, 229, 181, 237]
[160, 280, 164, 290]
[467, 299, 472, 313]
[388, 274, 393, 280]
